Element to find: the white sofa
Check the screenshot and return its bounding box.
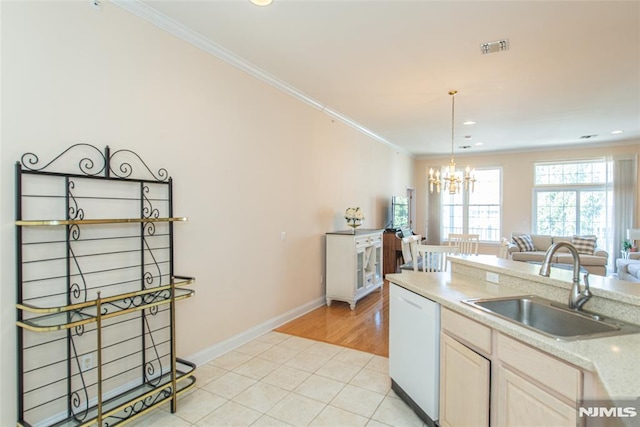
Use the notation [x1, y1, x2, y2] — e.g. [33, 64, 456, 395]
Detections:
[617, 253, 640, 282]
[508, 232, 608, 276]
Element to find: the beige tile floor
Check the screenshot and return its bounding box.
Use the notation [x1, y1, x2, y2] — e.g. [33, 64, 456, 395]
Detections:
[131, 331, 426, 427]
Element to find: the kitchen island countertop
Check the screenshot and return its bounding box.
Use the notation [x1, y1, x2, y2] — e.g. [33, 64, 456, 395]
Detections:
[386, 256, 640, 402]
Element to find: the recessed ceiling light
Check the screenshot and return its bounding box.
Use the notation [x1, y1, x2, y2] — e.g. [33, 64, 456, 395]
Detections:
[611, 130, 624, 134]
[463, 121, 476, 126]
[250, 0, 272, 5]
[475, 142, 484, 146]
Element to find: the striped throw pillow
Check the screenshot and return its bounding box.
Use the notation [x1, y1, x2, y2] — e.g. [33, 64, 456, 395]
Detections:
[572, 235, 597, 255]
[513, 234, 535, 252]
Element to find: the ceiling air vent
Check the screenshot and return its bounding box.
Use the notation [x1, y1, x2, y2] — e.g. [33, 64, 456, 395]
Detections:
[580, 134, 598, 139]
[480, 39, 509, 55]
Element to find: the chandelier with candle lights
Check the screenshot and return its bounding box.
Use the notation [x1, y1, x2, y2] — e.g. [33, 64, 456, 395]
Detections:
[429, 90, 476, 194]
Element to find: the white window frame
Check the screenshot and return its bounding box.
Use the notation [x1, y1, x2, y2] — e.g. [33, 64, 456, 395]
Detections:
[440, 167, 503, 243]
[532, 159, 612, 250]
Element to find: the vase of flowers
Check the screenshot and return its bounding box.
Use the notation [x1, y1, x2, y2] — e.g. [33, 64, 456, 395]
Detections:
[345, 207, 364, 233]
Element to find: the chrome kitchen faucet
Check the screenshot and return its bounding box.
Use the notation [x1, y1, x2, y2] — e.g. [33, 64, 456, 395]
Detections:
[538, 242, 592, 310]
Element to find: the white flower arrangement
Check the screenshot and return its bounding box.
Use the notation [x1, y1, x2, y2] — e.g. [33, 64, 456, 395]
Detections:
[345, 207, 364, 227]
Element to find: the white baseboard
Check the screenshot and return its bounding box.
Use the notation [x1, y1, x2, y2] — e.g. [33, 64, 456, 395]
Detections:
[187, 296, 326, 366]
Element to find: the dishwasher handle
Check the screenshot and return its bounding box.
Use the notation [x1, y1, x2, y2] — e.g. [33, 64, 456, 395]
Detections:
[396, 295, 423, 310]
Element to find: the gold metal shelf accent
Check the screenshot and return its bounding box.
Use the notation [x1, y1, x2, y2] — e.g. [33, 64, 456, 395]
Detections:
[17, 276, 195, 314]
[15, 217, 188, 226]
[43, 359, 196, 427]
[17, 285, 195, 332]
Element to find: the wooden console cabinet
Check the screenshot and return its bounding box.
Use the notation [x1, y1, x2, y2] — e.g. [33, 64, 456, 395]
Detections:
[325, 229, 384, 309]
[383, 230, 404, 275]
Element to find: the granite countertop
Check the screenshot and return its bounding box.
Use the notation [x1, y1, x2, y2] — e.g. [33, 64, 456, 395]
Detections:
[386, 257, 640, 401]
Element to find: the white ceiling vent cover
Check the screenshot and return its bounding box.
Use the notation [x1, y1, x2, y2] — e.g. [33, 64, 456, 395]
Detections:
[480, 39, 509, 54]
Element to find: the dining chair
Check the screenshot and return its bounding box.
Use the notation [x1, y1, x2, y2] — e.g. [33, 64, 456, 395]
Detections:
[400, 234, 422, 264]
[448, 233, 480, 255]
[412, 244, 460, 272]
[497, 237, 510, 259]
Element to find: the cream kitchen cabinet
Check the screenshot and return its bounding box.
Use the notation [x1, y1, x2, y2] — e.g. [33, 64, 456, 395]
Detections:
[326, 229, 383, 309]
[440, 308, 583, 427]
[494, 333, 579, 427]
[440, 308, 491, 427]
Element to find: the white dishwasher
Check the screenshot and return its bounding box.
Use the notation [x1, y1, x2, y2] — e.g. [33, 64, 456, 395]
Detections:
[389, 282, 440, 426]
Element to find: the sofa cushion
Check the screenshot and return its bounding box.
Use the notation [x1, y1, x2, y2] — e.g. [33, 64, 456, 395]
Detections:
[530, 234, 553, 251]
[512, 251, 552, 263]
[628, 262, 640, 277]
[513, 234, 535, 252]
[556, 253, 607, 266]
[552, 236, 572, 252]
[572, 235, 597, 255]
[400, 259, 423, 271]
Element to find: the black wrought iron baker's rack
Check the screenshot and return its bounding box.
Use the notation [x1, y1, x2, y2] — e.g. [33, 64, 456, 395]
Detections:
[15, 144, 196, 426]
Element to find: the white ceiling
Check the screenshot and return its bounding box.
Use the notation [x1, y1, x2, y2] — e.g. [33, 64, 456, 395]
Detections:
[134, 0, 640, 157]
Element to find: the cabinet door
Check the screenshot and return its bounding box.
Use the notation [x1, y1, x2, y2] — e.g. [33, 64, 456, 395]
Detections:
[495, 365, 576, 427]
[356, 248, 365, 291]
[373, 242, 383, 282]
[439, 333, 490, 427]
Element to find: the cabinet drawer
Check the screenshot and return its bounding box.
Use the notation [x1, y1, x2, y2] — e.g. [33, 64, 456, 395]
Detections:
[355, 233, 382, 248]
[369, 234, 382, 245]
[355, 236, 370, 248]
[441, 308, 492, 355]
[497, 333, 581, 402]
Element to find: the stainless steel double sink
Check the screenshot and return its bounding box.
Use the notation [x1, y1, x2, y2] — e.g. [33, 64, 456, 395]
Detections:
[462, 295, 640, 341]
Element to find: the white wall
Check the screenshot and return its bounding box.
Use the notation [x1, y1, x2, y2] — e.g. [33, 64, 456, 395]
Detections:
[0, 1, 414, 424]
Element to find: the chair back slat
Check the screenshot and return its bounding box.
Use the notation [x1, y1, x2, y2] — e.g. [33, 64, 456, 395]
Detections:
[413, 244, 459, 272]
[448, 233, 480, 255]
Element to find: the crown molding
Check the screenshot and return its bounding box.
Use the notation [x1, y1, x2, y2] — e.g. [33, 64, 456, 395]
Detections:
[112, 0, 413, 157]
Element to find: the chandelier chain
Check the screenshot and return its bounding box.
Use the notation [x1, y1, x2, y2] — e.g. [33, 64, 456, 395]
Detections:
[428, 90, 476, 194]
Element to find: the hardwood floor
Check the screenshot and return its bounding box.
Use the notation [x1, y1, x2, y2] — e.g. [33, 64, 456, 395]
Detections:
[275, 282, 389, 357]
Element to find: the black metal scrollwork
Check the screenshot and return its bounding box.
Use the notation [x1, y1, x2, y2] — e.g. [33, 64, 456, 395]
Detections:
[69, 339, 90, 422]
[69, 250, 88, 305]
[68, 179, 88, 305]
[20, 143, 106, 176]
[20, 144, 171, 181]
[99, 289, 171, 316]
[110, 149, 169, 182]
[69, 181, 84, 243]
[105, 386, 172, 425]
[143, 314, 164, 387]
[141, 185, 164, 291]
[142, 186, 161, 220]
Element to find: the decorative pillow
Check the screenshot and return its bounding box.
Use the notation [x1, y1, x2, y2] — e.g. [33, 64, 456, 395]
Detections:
[513, 234, 535, 252]
[572, 235, 597, 255]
